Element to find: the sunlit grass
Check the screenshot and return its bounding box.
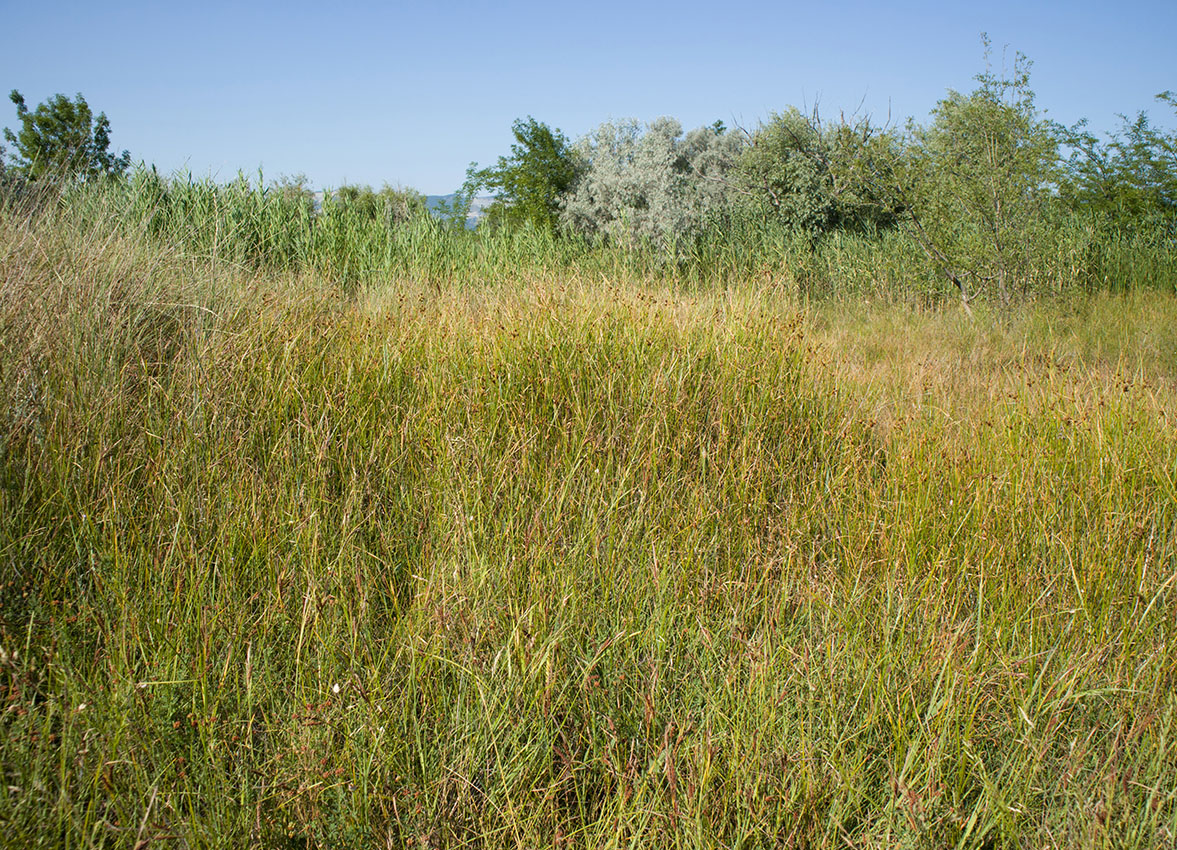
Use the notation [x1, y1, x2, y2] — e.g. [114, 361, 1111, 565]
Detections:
[0, 189, 1175, 847]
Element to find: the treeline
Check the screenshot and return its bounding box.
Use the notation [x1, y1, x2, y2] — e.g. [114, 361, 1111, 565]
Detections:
[461, 45, 1176, 306]
[3, 45, 1175, 302]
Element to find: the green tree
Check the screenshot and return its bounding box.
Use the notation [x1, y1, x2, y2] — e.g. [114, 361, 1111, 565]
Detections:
[467, 117, 581, 234]
[733, 108, 895, 238]
[4, 90, 131, 182]
[830, 38, 1058, 309]
[1060, 91, 1177, 226]
[271, 173, 317, 215]
[332, 183, 425, 225]
[735, 109, 833, 236]
[916, 43, 1058, 305]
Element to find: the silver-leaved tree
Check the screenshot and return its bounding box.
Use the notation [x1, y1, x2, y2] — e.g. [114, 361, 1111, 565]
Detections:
[560, 117, 743, 253]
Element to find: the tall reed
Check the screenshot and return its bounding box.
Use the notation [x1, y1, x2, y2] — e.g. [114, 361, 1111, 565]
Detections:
[10, 169, 1171, 301]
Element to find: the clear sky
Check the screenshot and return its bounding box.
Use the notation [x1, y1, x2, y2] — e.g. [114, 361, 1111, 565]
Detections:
[2, 0, 1174, 195]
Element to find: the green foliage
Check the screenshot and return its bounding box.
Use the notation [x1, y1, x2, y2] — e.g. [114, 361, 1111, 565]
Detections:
[11, 162, 1168, 302]
[0, 139, 22, 205]
[467, 117, 581, 234]
[4, 90, 130, 182]
[102, 169, 441, 287]
[913, 44, 1059, 304]
[734, 108, 895, 238]
[331, 182, 426, 225]
[735, 109, 832, 236]
[826, 38, 1060, 307]
[1060, 91, 1177, 227]
[431, 179, 477, 230]
[270, 172, 317, 215]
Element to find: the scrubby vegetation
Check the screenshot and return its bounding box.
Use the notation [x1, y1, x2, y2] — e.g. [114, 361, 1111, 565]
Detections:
[2, 42, 1176, 849]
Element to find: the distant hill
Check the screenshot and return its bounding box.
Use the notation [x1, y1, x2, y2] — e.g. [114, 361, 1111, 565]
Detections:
[425, 194, 496, 229]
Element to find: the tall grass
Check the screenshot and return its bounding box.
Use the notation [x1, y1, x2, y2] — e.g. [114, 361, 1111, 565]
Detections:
[0, 182, 1175, 847]
[13, 169, 1173, 301]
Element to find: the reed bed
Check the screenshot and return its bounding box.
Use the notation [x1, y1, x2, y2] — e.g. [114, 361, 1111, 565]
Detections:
[17, 170, 1174, 300]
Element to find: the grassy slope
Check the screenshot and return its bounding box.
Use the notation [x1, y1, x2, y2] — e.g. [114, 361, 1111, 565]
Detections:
[1, 208, 1176, 848]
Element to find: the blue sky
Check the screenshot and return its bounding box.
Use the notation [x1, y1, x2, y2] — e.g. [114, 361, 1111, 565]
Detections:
[2, 1, 1174, 194]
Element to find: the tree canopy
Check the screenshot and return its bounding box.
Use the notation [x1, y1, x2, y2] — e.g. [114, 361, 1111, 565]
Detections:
[560, 117, 742, 250]
[813, 40, 1061, 308]
[467, 117, 580, 235]
[734, 107, 896, 238]
[1060, 91, 1177, 226]
[4, 90, 130, 182]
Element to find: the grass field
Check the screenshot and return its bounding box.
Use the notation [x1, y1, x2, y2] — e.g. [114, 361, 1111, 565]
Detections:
[1, 193, 1176, 848]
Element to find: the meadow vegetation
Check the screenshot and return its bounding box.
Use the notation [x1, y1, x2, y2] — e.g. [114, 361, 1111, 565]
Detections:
[2, 46, 1177, 849]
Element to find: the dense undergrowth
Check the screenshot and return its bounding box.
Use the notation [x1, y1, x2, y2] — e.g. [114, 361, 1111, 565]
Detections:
[1, 191, 1176, 848]
[18, 169, 1177, 300]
